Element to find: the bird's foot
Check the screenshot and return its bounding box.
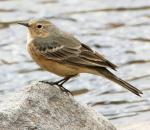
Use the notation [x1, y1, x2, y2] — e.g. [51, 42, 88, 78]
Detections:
[58, 85, 73, 96]
[39, 80, 54, 85]
[39, 80, 73, 96]
[39, 79, 65, 85]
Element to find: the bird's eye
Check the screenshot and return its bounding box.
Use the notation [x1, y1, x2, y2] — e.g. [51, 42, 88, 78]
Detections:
[37, 24, 42, 28]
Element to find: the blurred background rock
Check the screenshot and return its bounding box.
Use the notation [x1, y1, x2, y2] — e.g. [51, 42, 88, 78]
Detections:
[0, 0, 150, 129]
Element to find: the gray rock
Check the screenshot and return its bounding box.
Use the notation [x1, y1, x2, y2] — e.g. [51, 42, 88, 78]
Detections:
[0, 82, 116, 130]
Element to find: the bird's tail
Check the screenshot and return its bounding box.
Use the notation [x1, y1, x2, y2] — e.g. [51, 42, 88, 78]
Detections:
[95, 68, 143, 96]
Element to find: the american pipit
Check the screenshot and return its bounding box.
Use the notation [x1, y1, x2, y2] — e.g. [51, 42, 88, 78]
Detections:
[18, 19, 143, 96]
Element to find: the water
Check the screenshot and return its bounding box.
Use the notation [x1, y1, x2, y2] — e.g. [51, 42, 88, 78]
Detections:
[0, 0, 150, 128]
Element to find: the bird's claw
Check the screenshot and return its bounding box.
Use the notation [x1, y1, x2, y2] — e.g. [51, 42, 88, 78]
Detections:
[39, 80, 54, 85]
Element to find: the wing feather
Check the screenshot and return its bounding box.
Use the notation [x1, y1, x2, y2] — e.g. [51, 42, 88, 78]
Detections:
[33, 37, 117, 70]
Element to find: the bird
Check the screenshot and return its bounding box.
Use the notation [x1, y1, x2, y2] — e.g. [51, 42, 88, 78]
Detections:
[18, 19, 143, 96]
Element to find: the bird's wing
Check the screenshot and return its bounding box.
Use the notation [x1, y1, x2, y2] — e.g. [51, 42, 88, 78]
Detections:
[79, 43, 117, 70]
[33, 36, 117, 70]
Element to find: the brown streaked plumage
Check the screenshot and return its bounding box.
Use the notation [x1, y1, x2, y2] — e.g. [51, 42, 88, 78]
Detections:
[18, 19, 143, 96]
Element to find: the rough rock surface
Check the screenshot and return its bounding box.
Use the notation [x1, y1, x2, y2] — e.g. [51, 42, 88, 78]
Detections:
[0, 82, 116, 130]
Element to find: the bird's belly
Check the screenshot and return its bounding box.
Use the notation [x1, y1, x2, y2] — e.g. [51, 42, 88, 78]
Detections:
[37, 58, 79, 76]
[27, 45, 79, 76]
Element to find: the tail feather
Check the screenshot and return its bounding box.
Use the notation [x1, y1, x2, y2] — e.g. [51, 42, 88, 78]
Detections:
[96, 68, 143, 96]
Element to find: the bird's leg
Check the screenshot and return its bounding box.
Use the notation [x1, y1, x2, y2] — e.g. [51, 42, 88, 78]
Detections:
[59, 76, 72, 86]
[57, 76, 73, 95]
[50, 78, 67, 85]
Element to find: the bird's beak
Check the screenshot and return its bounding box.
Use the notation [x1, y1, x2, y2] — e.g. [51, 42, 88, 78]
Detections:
[18, 22, 30, 27]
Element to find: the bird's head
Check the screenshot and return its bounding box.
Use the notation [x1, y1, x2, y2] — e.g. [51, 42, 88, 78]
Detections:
[18, 19, 56, 38]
